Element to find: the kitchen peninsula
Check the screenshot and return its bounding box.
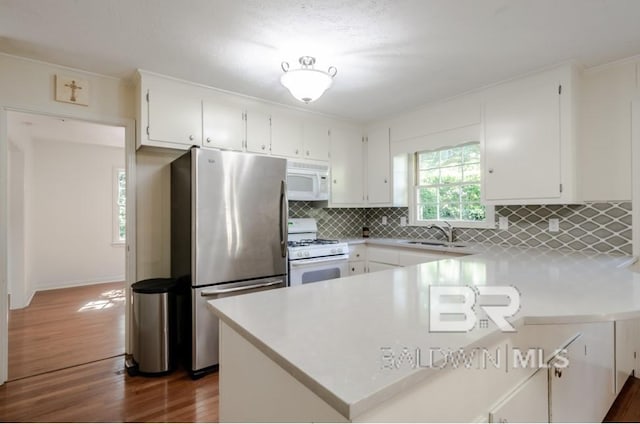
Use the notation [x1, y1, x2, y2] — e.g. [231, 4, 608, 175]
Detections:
[209, 245, 640, 422]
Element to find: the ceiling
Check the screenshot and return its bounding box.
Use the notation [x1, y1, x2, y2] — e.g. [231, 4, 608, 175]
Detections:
[8, 111, 125, 149]
[1, 0, 640, 122]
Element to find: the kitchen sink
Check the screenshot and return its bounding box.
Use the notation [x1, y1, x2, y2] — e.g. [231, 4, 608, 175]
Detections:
[404, 240, 468, 248]
[406, 240, 446, 246]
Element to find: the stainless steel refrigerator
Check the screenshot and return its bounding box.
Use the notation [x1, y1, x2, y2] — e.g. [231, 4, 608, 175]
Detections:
[171, 147, 288, 377]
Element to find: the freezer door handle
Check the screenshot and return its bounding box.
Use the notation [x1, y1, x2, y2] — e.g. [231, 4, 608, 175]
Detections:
[280, 179, 288, 258]
[200, 279, 284, 296]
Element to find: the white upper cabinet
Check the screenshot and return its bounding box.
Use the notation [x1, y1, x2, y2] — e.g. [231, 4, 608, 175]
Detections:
[482, 65, 580, 205]
[302, 121, 330, 161]
[366, 127, 391, 205]
[202, 94, 245, 151]
[245, 108, 271, 154]
[141, 73, 203, 149]
[330, 127, 364, 206]
[271, 112, 303, 158]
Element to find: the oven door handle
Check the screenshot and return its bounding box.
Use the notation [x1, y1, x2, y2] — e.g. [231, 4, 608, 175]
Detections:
[200, 280, 283, 296]
[289, 254, 349, 267]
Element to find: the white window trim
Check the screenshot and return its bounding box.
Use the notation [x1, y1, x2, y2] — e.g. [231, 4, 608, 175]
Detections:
[408, 146, 496, 229]
[112, 167, 126, 244]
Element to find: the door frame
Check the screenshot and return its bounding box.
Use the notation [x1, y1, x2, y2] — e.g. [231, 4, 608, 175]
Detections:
[0, 107, 136, 385]
[633, 100, 640, 257]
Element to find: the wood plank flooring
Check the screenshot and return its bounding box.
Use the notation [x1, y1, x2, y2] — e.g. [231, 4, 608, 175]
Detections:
[0, 356, 219, 422]
[605, 376, 640, 422]
[8, 282, 125, 381]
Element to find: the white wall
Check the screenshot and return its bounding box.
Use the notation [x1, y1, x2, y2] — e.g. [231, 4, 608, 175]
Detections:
[0, 54, 135, 374]
[135, 148, 182, 280]
[28, 139, 124, 290]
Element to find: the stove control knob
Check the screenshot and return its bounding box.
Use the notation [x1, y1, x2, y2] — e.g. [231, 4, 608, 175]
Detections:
[337, 247, 343, 253]
[297, 252, 303, 257]
[304, 251, 310, 257]
[331, 248, 337, 254]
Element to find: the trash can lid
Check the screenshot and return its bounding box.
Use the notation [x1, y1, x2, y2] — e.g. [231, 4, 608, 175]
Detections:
[132, 278, 178, 294]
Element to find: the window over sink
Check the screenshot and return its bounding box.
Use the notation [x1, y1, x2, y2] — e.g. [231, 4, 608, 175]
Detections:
[411, 142, 495, 228]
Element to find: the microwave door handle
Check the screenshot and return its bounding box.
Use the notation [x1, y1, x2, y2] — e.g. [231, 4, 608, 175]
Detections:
[280, 179, 288, 258]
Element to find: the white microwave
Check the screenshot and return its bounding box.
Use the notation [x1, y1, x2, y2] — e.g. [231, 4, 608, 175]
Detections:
[287, 160, 330, 201]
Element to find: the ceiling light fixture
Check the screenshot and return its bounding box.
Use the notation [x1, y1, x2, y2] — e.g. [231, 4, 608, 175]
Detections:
[280, 56, 337, 104]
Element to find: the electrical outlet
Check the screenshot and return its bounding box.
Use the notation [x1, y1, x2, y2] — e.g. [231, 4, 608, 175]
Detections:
[498, 216, 509, 230]
[381, 216, 388, 225]
[400, 217, 407, 227]
[549, 218, 560, 232]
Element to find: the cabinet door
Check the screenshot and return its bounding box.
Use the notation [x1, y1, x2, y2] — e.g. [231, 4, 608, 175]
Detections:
[271, 113, 302, 158]
[147, 86, 202, 146]
[330, 127, 364, 205]
[549, 322, 615, 423]
[367, 261, 399, 273]
[489, 368, 548, 423]
[302, 121, 330, 161]
[202, 98, 244, 151]
[348, 261, 366, 275]
[615, 318, 640, 394]
[483, 76, 561, 202]
[366, 128, 391, 205]
[246, 110, 271, 154]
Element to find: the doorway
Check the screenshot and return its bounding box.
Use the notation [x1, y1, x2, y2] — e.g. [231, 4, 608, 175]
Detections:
[6, 111, 127, 381]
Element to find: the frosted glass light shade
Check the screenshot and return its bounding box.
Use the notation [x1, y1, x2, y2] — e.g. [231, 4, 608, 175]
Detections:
[280, 68, 333, 103]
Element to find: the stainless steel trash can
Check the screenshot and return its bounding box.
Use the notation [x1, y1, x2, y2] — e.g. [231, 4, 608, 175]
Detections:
[131, 278, 178, 375]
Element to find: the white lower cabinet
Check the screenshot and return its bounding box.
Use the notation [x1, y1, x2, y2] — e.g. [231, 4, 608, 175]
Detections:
[366, 245, 465, 273]
[614, 318, 640, 393]
[367, 261, 398, 273]
[349, 261, 367, 275]
[348, 244, 367, 275]
[489, 368, 548, 423]
[549, 322, 615, 423]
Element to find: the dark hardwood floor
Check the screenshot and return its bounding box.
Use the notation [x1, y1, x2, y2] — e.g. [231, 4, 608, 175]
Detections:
[605, 376, 640, 422]
[0, 356, 219, 422]
[8, 281, 125, 380]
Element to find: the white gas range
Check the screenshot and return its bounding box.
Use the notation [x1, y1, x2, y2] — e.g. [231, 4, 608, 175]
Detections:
[287, 218, 349, 286]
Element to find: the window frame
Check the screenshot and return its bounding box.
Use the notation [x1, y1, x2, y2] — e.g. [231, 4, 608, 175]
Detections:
[408, 142, 495, 229]
[112, 167, 126, 244]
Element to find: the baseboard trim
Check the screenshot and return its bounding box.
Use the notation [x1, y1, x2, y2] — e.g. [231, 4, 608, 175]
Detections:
[35, 276, 125, 292]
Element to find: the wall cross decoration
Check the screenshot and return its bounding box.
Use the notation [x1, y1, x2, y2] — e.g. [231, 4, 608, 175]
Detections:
[55, 74, 89, 106]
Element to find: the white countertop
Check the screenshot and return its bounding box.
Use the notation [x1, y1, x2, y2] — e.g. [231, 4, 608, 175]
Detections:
[208, 244, 640, 419]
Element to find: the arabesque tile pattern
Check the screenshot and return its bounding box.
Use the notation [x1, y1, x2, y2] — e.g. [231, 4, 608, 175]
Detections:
[289, 201, 632, 255]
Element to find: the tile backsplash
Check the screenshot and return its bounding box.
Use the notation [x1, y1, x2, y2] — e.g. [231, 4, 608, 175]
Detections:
[289, 201, 632, 255]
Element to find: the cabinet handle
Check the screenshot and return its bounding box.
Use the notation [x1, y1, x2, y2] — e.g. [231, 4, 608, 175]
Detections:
[189, 135, 195, 141]
[333, 179, 337, 184]
[554, 367, 563, 378]
[488, 168, 494, 174]
[306, 150, 310, 156]
[295, 149, 299, 155]
[351, 267, 355, 272]
[384, 178, 388, 183]
[356, 253, 360, 258]
[261, 144, 266, 150]
[206, 137, 211, 143]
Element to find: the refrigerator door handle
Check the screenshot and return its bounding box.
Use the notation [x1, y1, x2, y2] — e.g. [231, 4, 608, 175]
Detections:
[280, 179, 288, 258]
[200, 279, 284, 297]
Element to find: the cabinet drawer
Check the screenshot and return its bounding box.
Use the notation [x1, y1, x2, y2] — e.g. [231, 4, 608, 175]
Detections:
[348, 244, 366, 261]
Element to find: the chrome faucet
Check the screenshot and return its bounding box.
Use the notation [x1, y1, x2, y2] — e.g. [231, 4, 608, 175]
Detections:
[427, 221, 454, 243]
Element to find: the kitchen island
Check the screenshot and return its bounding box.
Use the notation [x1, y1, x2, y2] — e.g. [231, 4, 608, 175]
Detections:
[208, 244, 640, 422]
